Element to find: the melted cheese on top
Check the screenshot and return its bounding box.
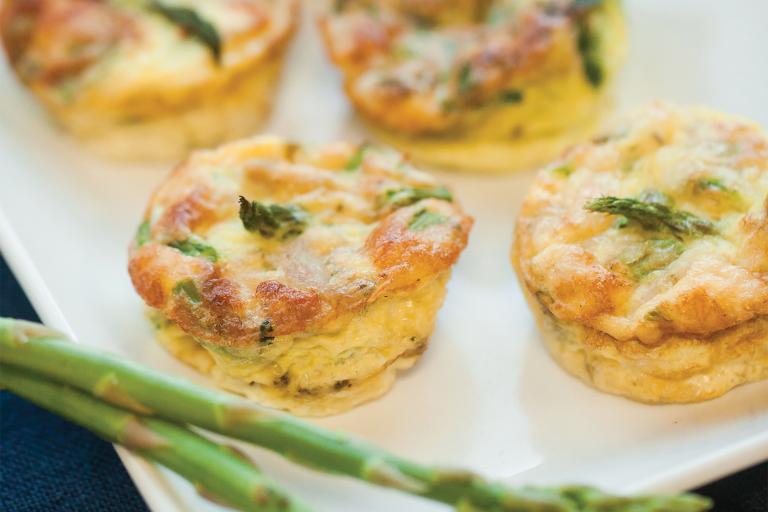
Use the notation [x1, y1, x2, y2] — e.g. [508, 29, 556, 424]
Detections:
[319, 0, 625, 171]
[515, 103, 768, 345]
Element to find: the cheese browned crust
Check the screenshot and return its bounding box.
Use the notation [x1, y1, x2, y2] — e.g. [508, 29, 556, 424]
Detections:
[319, 0, 625, 172]
[129, 136, 472, 415]
[0, 0, 298, 160]
[513, 103, 768, 403]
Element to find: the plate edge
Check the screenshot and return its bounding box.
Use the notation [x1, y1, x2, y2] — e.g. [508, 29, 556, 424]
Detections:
[0, 205, 181, 512]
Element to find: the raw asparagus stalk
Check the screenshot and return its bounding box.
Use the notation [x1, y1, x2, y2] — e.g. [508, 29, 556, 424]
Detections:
[0, 365, 311, 512]
[0, 318, 712, 512]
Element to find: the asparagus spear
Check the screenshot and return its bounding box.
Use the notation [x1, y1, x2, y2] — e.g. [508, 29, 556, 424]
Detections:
[0, 318, 712, 512]
[0, 365, 310, 512]
[585, 196, 716, 237]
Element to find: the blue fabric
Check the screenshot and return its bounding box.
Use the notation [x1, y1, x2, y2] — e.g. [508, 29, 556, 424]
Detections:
[1, 253, 149, 512]
[0, 393, 150, 512]
[0, 252, 765, 511]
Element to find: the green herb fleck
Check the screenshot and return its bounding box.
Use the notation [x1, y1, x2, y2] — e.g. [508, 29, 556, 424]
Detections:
[576, 15, 603, 87]
[457, 63, 473, 94]
[585, 195, 716, 238]
[695, 177, 742, 198]
[394, 44, 416, 60]
[173, 279, 201, 304]
[259, 319, 274, 343]
[135, 221, 151, 247]
[696, 178, 729, 192]
[645, 308, 672, 323]
[622, 239, 683, 279]
[499, 89, 524, 104]
[167, 237, 218, 262]
[622, 160, 638, 173]
[407, 12, 434, 29]
[54, 79, 79, 104]
[238, 196, 308, 239]
[486, 5, 516, 25]
[408, 209, 448, 231]
[572, 0, 604, 10]
[693, 177, 744, 208]
[384, 186, 453, 207]
[333, 0, 350, 13]
[150, 1, 221, 64]
[551, 164, 574, 177]
[147, 310, 169, 331]
[441, 99, 458, 113]
[345, 144, 369, 171]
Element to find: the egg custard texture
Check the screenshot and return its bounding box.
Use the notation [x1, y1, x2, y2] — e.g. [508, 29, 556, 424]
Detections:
[129, 136, 472, 416]
[0, 0, 297, 160]
[319, 0, 625, 173]
[513, 103, 768, 403]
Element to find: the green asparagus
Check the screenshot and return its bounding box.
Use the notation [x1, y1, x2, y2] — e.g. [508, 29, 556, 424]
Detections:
[149, 1, 221, 63]
[0, 365, 309, 512]
[0, 318, 712, 512]
[238, 196, 308, 239]
[585, 196, 716, 237]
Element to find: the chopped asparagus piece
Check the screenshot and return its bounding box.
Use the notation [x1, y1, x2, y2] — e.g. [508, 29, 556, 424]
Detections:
[149, 2, 221, 63]
[239, 196, 308, 240]
[168, 237, 219, 262]
[384, 186, 453, 207]
[409, 209, 448, 230]
[585, 196, 716, 237]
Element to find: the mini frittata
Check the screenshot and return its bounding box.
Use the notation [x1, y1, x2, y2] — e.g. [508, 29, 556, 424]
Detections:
[0, 0, 298, 160]
[319, 0, 625, 172]
[513, 103, 768, 403]
[129, 136, 473, 415]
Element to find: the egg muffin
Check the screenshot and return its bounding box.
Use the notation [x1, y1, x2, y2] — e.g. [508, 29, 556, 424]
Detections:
[128, 136, 472, 415]
[0, 0, 298, 160]
[513, 103, 768, 403]
[319, 0, 625, 173]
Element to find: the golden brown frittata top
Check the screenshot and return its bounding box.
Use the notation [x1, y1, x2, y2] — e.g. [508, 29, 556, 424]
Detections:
[319, 0, 615, 135]
[1, 0, 297, 109]
[515, 103, 768, 345]
[129, 136, 472, 348]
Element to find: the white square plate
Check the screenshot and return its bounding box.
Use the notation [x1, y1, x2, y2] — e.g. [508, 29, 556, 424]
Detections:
[1, 1, 766, 511]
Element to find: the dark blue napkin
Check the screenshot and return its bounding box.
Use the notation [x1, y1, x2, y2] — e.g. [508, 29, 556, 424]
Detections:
[0, 255, 148, 512]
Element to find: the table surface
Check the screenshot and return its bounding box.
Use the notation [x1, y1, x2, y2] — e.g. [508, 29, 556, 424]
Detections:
[0, 252, 765, 511]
